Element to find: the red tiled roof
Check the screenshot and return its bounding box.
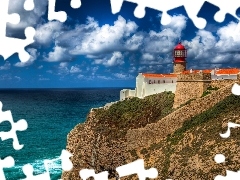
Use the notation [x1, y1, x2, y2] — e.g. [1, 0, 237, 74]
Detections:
[141, 68, 240, 78]
[215, 68, 240, 75]
[182, 68, 240, 75]
[142, 73, 177, 78]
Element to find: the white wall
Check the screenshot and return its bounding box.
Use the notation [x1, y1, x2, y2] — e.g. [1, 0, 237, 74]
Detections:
[144, 83, 176, 96]
[211, 74, 237, 80]
[135, 75, 177, 98]
[120, 89, 128, 101]
[120, 89, 136, 101]
[136, 73, 144, 98]
[146, 78, 177, 84]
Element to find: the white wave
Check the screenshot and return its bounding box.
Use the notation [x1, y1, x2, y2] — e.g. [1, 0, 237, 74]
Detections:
[10, 156, 62, 175]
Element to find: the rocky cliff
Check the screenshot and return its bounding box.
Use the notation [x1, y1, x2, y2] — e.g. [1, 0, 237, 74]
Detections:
[61, 92, 174, 179]
[62, 83, 240, 180]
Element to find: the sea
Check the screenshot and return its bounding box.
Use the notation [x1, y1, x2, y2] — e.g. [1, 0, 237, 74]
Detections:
[0, 88, 123, 180]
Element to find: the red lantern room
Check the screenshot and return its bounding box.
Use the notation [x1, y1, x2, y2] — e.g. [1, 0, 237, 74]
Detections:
[173, 42, 187, 63]
[173, 42, 187, 73]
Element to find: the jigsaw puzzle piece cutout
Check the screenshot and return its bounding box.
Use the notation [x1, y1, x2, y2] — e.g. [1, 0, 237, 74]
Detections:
[0, 0, 36, 62]
[0, 101, 28, 150]
[22, 149, 73, 180]
[0, 0, 20, 38]
[207, 0, 240, 36]
[24, 0, 35, 11]
[219, 122, 240, 138]
[59, 149, 73, 171]
[116, 159, 158, 180]
[0, 27, 35, 62]
[206, 0, 240, 23]
[70, 0, 81, 9]
[79, 169, 109, 180]
[215, 170, 240, 180]
[110, 0, 184, 25]
[48, 0, 67, 22]
[181, 0, 207, 29]
[7, 13, 20, 25]
[232, 83, 240, 95]
[22, 161, 51, 180]
[110, 0, 213, 28]
[0, 156, 15, 180]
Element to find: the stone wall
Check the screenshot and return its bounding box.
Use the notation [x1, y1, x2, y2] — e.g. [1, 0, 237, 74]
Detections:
[173, 62, 186, 73]
[211, 80, 238, 89]
[126, 82, 236, 150]
[173, 73, 211, 108]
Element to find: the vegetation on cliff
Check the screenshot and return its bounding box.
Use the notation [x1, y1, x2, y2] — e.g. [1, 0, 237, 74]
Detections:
[129, 94, 240, 180]
[92, 91, 174, 139]
[62, 86, 240, 180]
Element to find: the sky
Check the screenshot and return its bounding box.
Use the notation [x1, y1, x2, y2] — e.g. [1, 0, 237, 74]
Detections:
[1, 0, 240, 88]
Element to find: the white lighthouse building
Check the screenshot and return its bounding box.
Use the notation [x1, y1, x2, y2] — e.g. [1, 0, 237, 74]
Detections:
[120, 42, 240, 101]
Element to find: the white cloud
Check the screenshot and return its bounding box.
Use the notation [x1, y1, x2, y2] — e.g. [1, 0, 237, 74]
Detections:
[67, 16, 138, 55]
[34, 21, 63, 45]
[215, 22, 240, 51]
[96, 75, 112, 80]
[39, 15, 188, 66]
[142, 53, 154, 61]
[125, 34, 143, 51]
[0, 61, 11, 70]
[14, 48, 38, 67]
[45, 46, 71, 62]
[70, 66, 81, 73]
[181, 21, 240, 67]
[59, 62, 68, 67]
[38, 65, 43, 69]
[77, 74, 84, 79]
[39, 78, 50, 81]
[58, 62, 69, 75]
[113, 73, 134, 79]
[129, 66, 136, 73]
[162, 15, 187, 33]
[94, 52, 124, 67]
[57, 63, 82, 75]
[14, 76, 21, 81]
[141, 15, 187, 56]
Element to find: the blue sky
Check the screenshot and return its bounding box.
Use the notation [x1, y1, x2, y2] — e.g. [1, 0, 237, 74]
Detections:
[1, 0, 240, 88]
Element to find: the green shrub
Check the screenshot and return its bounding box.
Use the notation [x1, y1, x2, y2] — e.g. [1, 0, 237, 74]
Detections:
[201, 90, 211, 97]
[93, 91, 175, 140]
[207, 86, 219, 91]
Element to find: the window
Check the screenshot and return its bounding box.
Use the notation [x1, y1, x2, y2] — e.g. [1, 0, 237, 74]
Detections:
[172, 80, 173, 83]
[175, 50, 182, 57]
[163, 80, 165, 83]
[149, 80, 151, 84]
[158, 80, 160, 84]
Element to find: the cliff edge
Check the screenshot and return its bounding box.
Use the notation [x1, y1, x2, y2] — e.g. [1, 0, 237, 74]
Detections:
[62, 82, 240, 180]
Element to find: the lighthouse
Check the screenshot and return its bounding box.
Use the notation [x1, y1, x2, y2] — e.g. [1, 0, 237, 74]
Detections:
[173, 42, 187, 74]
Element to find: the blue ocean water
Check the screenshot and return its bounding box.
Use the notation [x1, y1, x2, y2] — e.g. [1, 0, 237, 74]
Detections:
[0, 88, 122, 180]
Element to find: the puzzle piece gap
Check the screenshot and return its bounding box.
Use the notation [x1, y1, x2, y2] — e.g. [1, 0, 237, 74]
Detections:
[7, 13, 20, 25]
[134, 5, 145, 18]
[70, 0, 81, 9]
[110, 0, 240, 29]
[0, 156, 15, 180]
[24, 0, 35, 11]
[214, 154, 226, 164]
[48, 0, 67, 22]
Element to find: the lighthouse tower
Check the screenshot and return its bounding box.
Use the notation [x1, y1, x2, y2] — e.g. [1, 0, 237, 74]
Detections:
[173, 42, 187, 74]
